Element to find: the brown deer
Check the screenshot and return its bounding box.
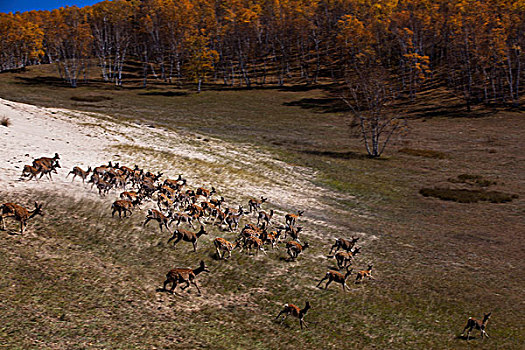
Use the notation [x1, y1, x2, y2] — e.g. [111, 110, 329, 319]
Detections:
[355, 264, 374, 284]
[22, 165, 41, 181]
[38, 162, 59, 181]
[0, 202, 44, 234]
[286, 241, 309, 260]
[111, 199, 136, 218]
[461, 312, 491, 340]
[196, 186, 216, 199]
[168, 225, 208, 251]
[67, 166, 92, 183]
[261, 229, 282, 249]
[225, 206, 245, 231]
[275, 301, 311, 329]
[214, 237, 236, 259]
[209, 196, 225, 209]
[143, 209, 170, 232]
[33, 153, 60, 170]
[335, 247, 361, 270]
[240, 236, 267, 255]
[285, 210, 304, 227]
[163, 260, 209, 295]
[284, 225, 303, 243]
[329, 236, 359, 255]
[317, 267, 354, 291]
[257, 209, 274, 227]
[248, 196, 267, 214]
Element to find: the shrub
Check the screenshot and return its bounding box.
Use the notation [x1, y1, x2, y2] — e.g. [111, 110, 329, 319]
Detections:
[1, 116, 10, 127]
[419, 187, 517, 203]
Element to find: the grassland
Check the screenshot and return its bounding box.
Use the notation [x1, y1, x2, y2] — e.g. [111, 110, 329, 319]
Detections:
[0, 65, 524, 349]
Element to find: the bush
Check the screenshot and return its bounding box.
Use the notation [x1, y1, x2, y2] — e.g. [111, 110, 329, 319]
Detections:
[1, 116, 10, 127]
[448, 174, 496, 187]
[419, 187, 517, 203]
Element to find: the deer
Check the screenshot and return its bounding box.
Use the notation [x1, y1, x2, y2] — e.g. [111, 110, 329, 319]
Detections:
[285, 210, 304, 227]
[120, 190, 142, 203]
[37, 162, 59, 181]
[225, 206, 245, 231]
[157, 193, 174, 211]
[257, 209, 274, 227]
[143, 209, 170, 232]
[32, 153, 60, 170]
[167, 225, 208, 252]
[248, 196, 267, 214]
[335, 247, 361, 270]
[163, 260, 209, 295]
[329, 236, 360, 255]
[169, 212, 198, 229]
[214, 237, 236, 259]
[461, 312, 491, 340]
[22, 165, 41, 181]
[261, 229, 282, 249]
[0, 202, 44, 234]
[286, 241, 309, 260]
[240, 236, 266, 255]
[196, 186, 216, 199]
[111, 199, 137, 218]
[96, 179, 113, 197]
[67, 166, 92, 183]
[317, 267, 354, 291]
[355, 264, 374, 284]
[284, 225, 303, 243]
[209, 196, 225, 209]
[275, 301, 311, 329]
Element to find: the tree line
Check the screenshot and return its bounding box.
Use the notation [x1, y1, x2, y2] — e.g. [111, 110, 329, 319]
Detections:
[0, 0, 523, 104]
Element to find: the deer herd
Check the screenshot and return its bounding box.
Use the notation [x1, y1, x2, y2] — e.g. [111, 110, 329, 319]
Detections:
[2, 153, 491, 338]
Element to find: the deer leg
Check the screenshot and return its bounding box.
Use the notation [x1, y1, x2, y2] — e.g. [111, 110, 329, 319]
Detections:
[316, 277, 327, 288]
[275, 310, 285, 321]
[143, 217, 151, 227]
[192, 241, 197, 252]
[181, 280, 191, 290]
[300, 318, 308, 329]
[325, 279, 333, 289]
[0, 216, 5, 230]
[192, 280, 202, 294]
[215, 247, 222, 259]
[171, 236, 182, 247]
[20, 220, 25, 234]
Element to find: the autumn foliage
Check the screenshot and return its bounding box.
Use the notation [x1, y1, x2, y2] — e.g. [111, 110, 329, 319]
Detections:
[0, 0, 523, 103]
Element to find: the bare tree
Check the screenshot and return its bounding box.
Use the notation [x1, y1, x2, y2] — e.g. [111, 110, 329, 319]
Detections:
[342, 68, 407, 158]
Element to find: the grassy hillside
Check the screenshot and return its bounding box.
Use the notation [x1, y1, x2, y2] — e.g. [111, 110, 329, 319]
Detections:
[0, 65, 524, 349]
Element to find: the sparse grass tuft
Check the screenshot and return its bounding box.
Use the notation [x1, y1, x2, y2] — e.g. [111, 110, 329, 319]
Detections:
[419, 187, 517, 203]
[398, 148, 448, 159]
[1, 116, 10, 127]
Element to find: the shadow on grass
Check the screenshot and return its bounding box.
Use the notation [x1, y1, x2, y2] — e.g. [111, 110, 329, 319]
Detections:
[138, 91, 189, 97]
[283, 97, 347, 113]
[299, 149, 369, 160]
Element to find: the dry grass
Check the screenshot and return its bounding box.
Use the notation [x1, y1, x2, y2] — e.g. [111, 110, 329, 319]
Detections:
[0, 65, 524, 348]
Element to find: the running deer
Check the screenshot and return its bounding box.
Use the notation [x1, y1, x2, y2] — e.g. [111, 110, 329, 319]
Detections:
[214, 237, 236, 259]
[225, 206, 245, 231]
[261, 229, 282, 249]
[329, 236, 360, 255]
[0, 202, 43, 234]
[67, 166, 92, 183]
[355, 264, 374, 284]
[196, 186, 216, 198]
[169, 212, 198, 229]
[32, 153, 60, 170]
[111, 199, 137, 218]
[168, 225, 208, 252]
[286, 241, 309, 260]
[210, 196, 225, 209]
[22, 165, 40, 181]
[38, 162, 59, 181]
[163, 260, 209, 295]
[240, 236, 267, 255]
[284, 225, 303, 243]
[461, 312, 491, 340]
[285, 210, 304, 227]
[143, 209, 170, 232]
[335, 247, 361, 270]
[257, 209, 274, 227]
[248, 196, 267, 214]
[317, 267, 354, 291]
[275, 301, 311, 329]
